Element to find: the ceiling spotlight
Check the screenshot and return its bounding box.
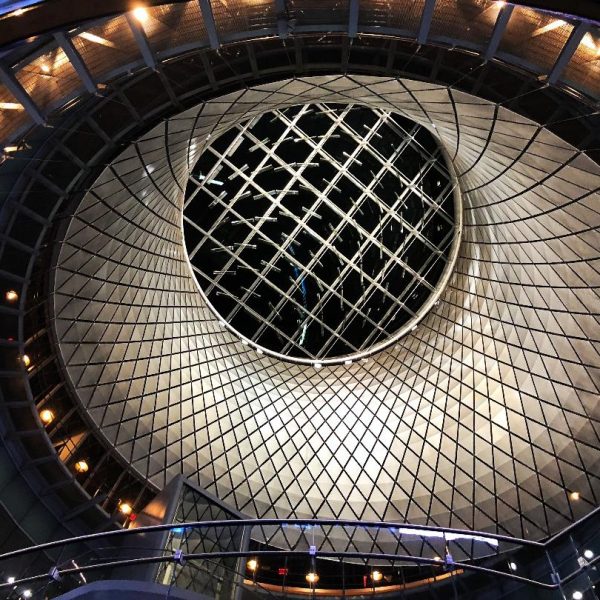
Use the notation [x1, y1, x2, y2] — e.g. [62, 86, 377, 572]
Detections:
[583, 549, 594, 560]
[22, 591, 32, 598]
[569, 491, 580, 501]
[0, 103, 22, 110]
[247, 558, 258, 572]
[74, 460, 89, 473]
[509, 562, 517, 571]
[572, 592, 583, 600]
[21, 354, 31, 369]
[6, 576, 15, 584]
[39, 408, 54, 425]
[5, 289, 18, 303]
[40, 64, 50, 73]
[371, 570, 383, 582]
[305, 572, 319, 584]
[118, 501, 133, 515]
[132, 7, 149, 22]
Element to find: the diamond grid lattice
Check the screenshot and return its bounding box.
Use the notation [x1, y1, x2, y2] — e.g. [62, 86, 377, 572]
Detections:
[53, 75, 600, 542]
[184, 102, 456, 362]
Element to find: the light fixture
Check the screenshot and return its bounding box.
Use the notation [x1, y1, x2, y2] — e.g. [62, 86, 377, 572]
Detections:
[583, 549, 594, 560]
[509, 562, 517, 571]
[118, 501, 133, 515]
[306, 572, 319, 584]
[39, 408, 54, 425]
[132, 7, 149, 22]
[371, 570, 383, 582]
[0, 103, 23, 110]
[78, 31, 117, 49]
[572, 592, 583, 600]
[494, 0, 506, 7]
[74, 460, 89, 473]
[433, 556, 442, 562]
[40, 64, 50, 73]
[5, 290, 18, 303]
[22, 591, 32, 598]
[570, 491, 581, 501]
[6, 576, 15, 584]
[247, 558, 258, 572]
[3, 145, 20, 153]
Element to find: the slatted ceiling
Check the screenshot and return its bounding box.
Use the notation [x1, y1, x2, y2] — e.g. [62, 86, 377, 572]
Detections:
[497, 5, 575, 73]
[286, 0, 349, 28]
[211, 0, 277, 37]
[429, 0, 499, 48]
[358, 0, 425, 33]
[13, 46, 81, 112]
[144, 1, 209, 56]
[562, 27, 600, 98]
[69, 15, 142, 83]
[0, 85, 29, 143]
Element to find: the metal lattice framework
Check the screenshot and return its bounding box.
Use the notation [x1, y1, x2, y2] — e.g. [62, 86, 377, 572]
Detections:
[51, 75, 600, 544]
[184, 103, 458, 363]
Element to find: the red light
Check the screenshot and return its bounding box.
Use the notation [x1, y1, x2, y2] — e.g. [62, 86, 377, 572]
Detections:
[278, 568, 288, 576]
[129, 513, 137, 521]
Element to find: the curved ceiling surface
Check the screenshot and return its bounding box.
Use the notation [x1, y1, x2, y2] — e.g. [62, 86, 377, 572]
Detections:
[52, 75, 600, 540]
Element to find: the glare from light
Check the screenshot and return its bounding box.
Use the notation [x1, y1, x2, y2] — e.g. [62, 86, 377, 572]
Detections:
[0, 103, 23, 110]
[306, 572, 319, 584]
[23, 591, 32, 598]
[132, 7, 149, 22]
[74, 460, 89, 473]
[581, 33, 599, 53]
[3, 145, 20, 153]
[433, 556, 442, 562]
[39, 408, 54, 425]
[78, 31, 117, 49]
[119, 502, 133, 515]
[5, 290, 18, 303]
[509, 562, 517, 571]
[583, 549, 594, 560]
[572, 592, 583, 600]
[531, 19, 566, 38]
[6, 576, 15, 584]
[247, 558, 258, 572]
[40, 64, 51, 73]
[494, 1, 506, 7]
[371, 570, 383, 582]
[570, 491, 581, 501]
[21, 354, 31, 369]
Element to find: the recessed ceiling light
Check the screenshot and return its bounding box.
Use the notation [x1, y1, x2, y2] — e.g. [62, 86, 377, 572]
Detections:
[132, 7, 149, 22]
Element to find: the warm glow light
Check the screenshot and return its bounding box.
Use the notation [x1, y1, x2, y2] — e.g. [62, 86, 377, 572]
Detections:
[247, 559, 258, 572]
[5, 290, 18, 303]
[371, 570, 383, 582]
[581, 33, 599, 53]
[3, 145, 20, 153]
[40, 64, 51, 73]
[78, 31, 117, 49]
[570, 491, 580, 501]
[433, 556, 442, 562]
[306, 572, 319, 584]
[39, 408, 54, 425]
[119, 501, 133, 515]
[494, 1, 506, 7]
[132, 7, 149, 22]
[0, 103, 23, 110]
[531, 19, 566, 38]
[21, 354, 31, 369]
[74, 460, 89, 473]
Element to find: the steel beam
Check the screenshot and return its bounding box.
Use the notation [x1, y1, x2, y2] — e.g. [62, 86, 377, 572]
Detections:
[548, 21, 589, 85]
[417, 0, 436, 45]
[484, 4, 514, 61]
[125, 12, 157, 70]
[198, 0, 220, 50]
[0, 64, 45, 126]
[348, 0, 359, 38]
[275, 0, 288, 38]
[53, 31, 96, 94]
